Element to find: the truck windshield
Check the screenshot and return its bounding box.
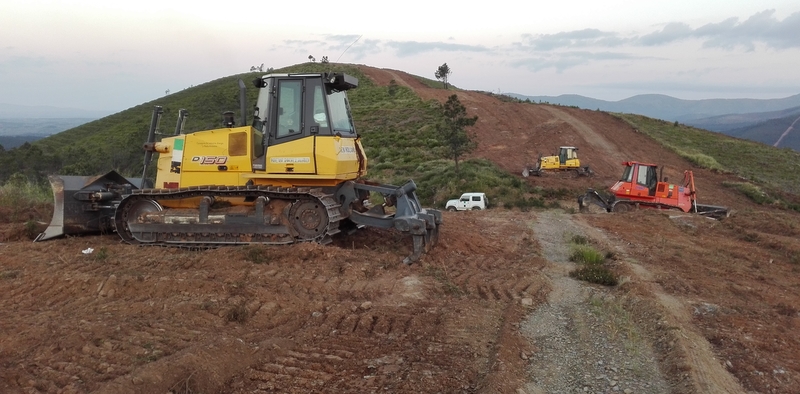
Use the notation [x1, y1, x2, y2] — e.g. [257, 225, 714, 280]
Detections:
[327, 91, 356, 136]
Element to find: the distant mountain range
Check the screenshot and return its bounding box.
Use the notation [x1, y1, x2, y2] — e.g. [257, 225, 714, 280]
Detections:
[0, 103, 107, 149]
[509, 93, 800, 151]
[0, 103, 111, 119]
[0, 118, 98, 149]
[508, 93, 800, 122]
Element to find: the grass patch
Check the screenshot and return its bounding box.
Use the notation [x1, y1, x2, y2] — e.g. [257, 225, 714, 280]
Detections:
[723, 181, 775, 205]
[0, 174, 52, 223]
[94, 246, 109, 262]
[570, 265, 619, 286]
[676, 151, 726, 172]
[570, 245, 605, 265]
[568, 240, 618, 286]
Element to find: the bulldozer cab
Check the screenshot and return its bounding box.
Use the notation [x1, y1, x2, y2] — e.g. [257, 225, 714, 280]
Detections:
[620, 162, 658, 196]
[252, 73, 357, 140]
[248, 73, 361, 175]
[558, 147, 578, 165]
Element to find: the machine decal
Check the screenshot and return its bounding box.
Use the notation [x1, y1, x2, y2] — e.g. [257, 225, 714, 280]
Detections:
[270, 157, 311, 164]
[192, 156, 228, 165]
[171, 139, 184, 173]
[172, 139, 184, 163]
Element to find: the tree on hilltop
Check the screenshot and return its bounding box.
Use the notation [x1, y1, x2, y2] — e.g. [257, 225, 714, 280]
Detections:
[436, 94, 478, 174]
[434, 63, 451, 89]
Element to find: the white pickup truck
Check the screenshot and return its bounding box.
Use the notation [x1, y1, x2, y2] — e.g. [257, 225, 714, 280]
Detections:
[446, 192, 489, 211]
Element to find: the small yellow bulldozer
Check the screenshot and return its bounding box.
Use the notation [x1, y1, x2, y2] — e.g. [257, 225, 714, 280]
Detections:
[522, 146, 592, 177]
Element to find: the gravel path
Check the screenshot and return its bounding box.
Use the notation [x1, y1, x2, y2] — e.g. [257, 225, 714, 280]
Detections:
[520, 211, 670, 394]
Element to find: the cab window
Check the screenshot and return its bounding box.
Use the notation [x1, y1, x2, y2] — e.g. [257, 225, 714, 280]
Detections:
[277, 80, 302, 138]
[307, 80, 330, 134]
[636, 166, 649, 186]
[620, 165, 634, 182]
[328, 91, 356, 136]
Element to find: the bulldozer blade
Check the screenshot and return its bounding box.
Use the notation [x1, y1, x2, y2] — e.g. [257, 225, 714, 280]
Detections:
[35, 171, 140, 242]
[577, 189, 612, 213]
[695, 204, 731, 220]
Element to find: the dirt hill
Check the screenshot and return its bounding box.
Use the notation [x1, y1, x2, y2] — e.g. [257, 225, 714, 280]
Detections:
[0, 66, 798, 394]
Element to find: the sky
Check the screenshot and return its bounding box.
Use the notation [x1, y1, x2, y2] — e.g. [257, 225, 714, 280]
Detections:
[2, 0, 800, 114]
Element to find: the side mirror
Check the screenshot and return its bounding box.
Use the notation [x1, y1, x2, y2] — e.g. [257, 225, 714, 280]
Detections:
[252, 77, 266, 88]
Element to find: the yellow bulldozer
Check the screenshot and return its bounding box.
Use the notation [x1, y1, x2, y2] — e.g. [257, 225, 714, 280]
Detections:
[35, 72, 442, 264]
[522, 146, 592, 177]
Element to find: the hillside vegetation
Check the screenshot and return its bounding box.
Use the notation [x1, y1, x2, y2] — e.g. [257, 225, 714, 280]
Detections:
[1, 63, 800, 211]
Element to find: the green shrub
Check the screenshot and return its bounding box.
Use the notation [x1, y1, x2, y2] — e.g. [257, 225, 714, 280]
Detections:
[570, 265, 619, 286]
[568, 243, 618, 286]
[570, 245, 604, 265]
[0, 174, 53, 222]
[677, 151, 725, 172]
[723, 181, 775, 205]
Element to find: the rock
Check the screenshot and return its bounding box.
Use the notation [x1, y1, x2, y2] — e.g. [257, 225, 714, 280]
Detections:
[521, 298, 534, 306]
[360, 301, 373, 310]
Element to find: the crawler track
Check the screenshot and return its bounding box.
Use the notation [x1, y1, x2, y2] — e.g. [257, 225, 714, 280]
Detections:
[114, 185, 343, 247]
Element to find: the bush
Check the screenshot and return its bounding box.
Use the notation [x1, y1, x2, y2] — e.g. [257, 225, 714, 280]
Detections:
[569, 265, 619, 286]
[568, 243, 618, 286]
[570, 245, 604, 265]
[723, 181, 775, 205]
[0, 174, 53, 223]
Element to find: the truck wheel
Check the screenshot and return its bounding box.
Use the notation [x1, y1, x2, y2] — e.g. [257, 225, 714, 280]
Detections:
[471, 206, 482, 210]
[447, 207, 456, 212]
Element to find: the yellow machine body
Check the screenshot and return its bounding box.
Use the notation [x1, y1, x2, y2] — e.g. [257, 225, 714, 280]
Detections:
[523, 146, 592, 177]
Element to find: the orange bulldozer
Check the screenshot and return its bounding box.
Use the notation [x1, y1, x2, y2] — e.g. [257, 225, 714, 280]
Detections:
[578, 161, 729, 219]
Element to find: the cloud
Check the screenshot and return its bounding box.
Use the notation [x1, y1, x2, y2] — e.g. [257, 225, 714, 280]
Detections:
[278, 36, 491, 59]
[520, 10, 800, 52]
[519, 29, 629, 51]
[334, 38, 382, 61]
[511, 51, 641, 72]
[697, 10, 800, 50]
[638, 9, 800, 50]
[384, 41, 491, 57]
[638, 22, 694, 46]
